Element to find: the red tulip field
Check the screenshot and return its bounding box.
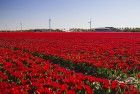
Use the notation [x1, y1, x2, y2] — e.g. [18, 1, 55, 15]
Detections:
[0, 32, 140, 94]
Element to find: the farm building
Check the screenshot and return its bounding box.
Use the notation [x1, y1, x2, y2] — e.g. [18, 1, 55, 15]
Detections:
[95, 27, 118, 32]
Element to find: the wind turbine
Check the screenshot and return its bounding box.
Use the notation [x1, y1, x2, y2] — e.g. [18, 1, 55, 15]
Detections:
[20, 22, 23, 32]
[49, 19, 51, 31]
[88, 18, 92, 29]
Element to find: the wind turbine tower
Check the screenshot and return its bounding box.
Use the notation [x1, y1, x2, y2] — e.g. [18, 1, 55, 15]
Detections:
[20, 22, 23, 32]
[88, 18, 92, 29]
[49, 19, 51, 31]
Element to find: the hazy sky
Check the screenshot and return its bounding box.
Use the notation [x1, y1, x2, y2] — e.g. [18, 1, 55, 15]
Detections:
[0, 0, 140, 30]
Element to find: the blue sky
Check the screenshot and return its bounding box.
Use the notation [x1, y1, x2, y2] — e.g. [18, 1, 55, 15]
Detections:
[0, 0, 140, 30]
